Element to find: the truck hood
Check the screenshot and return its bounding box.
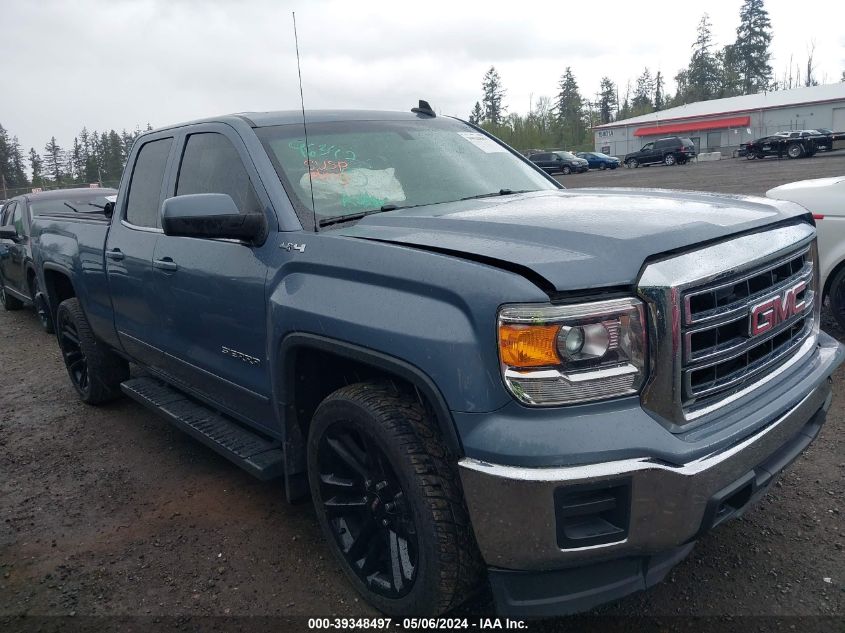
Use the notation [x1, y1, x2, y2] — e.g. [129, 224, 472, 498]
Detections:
[337, 188, 809, 292]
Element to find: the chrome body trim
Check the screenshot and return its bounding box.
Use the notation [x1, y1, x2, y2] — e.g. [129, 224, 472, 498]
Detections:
[637, 223, 817, 430]
[459, 365, 834, 571]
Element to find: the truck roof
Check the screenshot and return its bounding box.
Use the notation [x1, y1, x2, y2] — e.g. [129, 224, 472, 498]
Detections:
[152, 109, 440, 134]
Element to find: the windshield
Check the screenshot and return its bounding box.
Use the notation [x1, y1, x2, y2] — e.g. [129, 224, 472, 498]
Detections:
[256, 117, 556, 228]
[30, 192, 117, 215]
[556, 151, 577, 160]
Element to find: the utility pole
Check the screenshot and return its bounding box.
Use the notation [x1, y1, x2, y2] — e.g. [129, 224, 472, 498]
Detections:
[1, 173, 7, 200]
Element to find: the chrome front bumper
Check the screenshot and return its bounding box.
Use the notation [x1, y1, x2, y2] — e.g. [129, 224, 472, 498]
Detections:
[459, 344, 838, 571]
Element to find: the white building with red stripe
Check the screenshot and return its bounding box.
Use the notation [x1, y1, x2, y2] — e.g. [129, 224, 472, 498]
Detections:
[593, 83, 845, 158]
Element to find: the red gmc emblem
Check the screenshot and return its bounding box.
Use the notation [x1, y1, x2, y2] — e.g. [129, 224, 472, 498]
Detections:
[749, 280, 808, 337]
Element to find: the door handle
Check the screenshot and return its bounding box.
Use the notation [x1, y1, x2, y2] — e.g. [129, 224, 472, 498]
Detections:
[106, 248, 125, 261]
[153, 257, 178, 272]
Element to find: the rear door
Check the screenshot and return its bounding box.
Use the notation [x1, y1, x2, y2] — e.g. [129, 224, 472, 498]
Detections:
[148, 125, 274, 428]
[106, 134, 175, 367]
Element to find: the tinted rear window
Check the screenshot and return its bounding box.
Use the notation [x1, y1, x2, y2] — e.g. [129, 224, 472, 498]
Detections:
[125, 138, 173, 228]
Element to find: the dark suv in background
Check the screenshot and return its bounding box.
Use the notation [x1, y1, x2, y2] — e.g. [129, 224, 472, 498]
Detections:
[529, 150, 589, 175]
[624, 136, 696, 168]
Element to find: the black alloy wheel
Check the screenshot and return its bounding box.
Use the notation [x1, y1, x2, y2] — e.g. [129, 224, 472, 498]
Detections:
[54, 298, 127, 404]
[58, 307, 89, 395]
[316, 421, 418, 598]
[308, 383, 482, 616]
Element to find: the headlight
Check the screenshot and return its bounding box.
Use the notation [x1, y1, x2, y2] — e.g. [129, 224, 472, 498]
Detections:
[497, 298, 647, 406]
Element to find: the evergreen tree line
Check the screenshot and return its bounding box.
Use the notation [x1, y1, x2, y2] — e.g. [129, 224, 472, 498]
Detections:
[0, 122, 152, 199]
[467, 0, 842, 152]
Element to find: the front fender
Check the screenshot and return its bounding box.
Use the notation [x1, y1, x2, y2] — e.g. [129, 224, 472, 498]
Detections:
[266, 232, 549, 416]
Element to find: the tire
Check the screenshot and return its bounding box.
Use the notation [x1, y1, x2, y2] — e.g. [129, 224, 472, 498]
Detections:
[786, 143, 804, 159]
[56, 297, 128, 404]
[28, 276, 54, 334]
[746, 153, 756, 160]
[599, 163, 606, 171]
[828, 267, 845, 332]
[663, 154, 676, 166]
[308, 382, 482, 616]
[626, 158, 639, 169]
[1, 283, 23, 311]
[562, 166, 571, 175]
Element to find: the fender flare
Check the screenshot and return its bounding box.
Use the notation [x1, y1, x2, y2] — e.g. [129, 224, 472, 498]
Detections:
[277, 332, 463, 456]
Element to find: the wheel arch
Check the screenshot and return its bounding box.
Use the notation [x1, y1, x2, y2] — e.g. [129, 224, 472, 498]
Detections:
[276, 333, 463, 488]
[42, 263, 77, 321]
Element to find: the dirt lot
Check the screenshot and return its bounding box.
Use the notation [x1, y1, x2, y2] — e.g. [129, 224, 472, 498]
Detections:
[2, 155, 844, 631]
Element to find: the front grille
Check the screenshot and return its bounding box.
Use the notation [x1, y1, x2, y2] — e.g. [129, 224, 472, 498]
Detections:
[680, 248, 814, 409]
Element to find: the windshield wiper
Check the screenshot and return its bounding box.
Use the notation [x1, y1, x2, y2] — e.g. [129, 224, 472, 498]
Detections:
[87, 202, 106, 210]
[63, 201, 81, 213]
[458, 189, 533, 201]
[318, 204, 404, 228]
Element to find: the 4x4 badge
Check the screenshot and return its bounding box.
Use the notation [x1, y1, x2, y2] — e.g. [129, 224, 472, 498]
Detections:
[281, 242, 306, 253]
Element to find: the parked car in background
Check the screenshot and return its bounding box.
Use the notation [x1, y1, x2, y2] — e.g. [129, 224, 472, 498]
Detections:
[623, 136, 696, 168]
[529, 150, 589, 175]
[575, 151, 620, 170]
[767, 176, 845, 328]
[0, 187, 117, 331]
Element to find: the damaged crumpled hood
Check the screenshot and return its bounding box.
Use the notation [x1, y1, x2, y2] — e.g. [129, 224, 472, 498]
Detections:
[337, 188, 810, 292]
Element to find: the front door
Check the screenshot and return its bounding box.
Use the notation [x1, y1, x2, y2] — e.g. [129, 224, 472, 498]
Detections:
[149, 126, 274, 429]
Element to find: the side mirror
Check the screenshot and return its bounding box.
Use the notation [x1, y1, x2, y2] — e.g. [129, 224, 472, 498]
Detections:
[103, 201, 115, 218]
[0, 225, 18, 241]
[161, 194, 267, 243]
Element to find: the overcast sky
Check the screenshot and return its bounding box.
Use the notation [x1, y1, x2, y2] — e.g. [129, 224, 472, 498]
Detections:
[2, 0, 844, 159]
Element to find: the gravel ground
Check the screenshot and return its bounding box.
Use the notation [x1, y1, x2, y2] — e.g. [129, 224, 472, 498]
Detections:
[2, 155, 844, 632]
[560, 149, 845, 196]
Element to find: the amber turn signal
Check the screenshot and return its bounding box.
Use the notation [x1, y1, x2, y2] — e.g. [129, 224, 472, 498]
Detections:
[498, 323, 561, 368]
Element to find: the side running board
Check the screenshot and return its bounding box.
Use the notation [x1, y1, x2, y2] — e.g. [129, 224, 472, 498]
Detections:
[121, 376, 284, 480]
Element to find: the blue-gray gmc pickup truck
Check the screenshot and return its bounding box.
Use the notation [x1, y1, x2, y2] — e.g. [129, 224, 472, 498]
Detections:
[25, 106, 843, 617]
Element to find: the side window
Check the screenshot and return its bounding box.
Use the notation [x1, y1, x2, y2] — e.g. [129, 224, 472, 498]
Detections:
[176, 133, 261, 215]
[125, 138, 173, 228]
[641, 143, 654, 151]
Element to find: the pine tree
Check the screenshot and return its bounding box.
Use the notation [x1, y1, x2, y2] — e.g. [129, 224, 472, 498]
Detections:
[631, 68, 654, 114]
[0, 124, 10, 192]
[554, 67, 585, 148]
[29, 149, 44, 188]
[43, 137, 64, 184]
[598, 77, 618, 124]
[481, 66, 506, 125]
[9, 137, 28, 188]
[683, 14, 723, 102]
[717, 45, 743, 97]
[732, 0, 774, 93]
[469, 101, 483, 125]
[654, 71, 665, 111]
